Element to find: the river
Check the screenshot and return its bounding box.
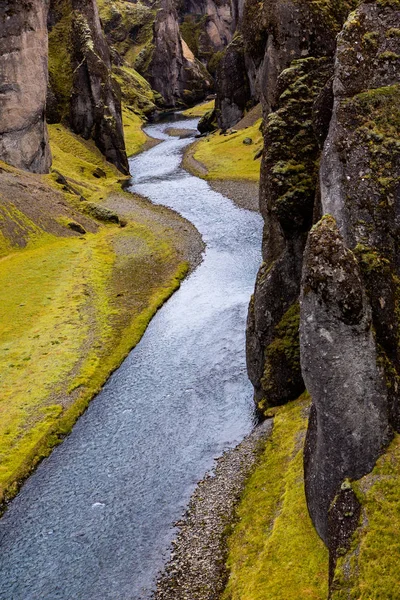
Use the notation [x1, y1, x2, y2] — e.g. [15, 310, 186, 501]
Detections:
[0, 116, 263, 599]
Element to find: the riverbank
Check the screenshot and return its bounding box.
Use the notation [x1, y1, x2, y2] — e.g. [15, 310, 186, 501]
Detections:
[153, 394, 330, 600]
[182, 104, 262, 212]
[0, 121, 203, 513]
[152, 419, 273, 600]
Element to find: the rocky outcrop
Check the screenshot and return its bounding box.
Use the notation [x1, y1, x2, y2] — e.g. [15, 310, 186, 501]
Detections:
[179, 0, 242, 67]
[147, 0, 212, 107]
[301, 2, 400, 548]
[246, 0, 399, 585]
[246, 51, 335, 412]
[214, 35, 251, 130]
[0, 0, 52, 173]
[48, 0, 129, 174]
[300, 216, 392, 542]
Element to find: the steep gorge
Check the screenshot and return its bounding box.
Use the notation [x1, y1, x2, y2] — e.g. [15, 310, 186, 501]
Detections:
[0, 0, 399, 598]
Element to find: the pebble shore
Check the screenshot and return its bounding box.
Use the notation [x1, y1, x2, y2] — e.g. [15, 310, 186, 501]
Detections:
[152, 419, 273, 600]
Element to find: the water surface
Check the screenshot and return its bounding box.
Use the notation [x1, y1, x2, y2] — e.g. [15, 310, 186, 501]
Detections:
[0, 116, 263, 599]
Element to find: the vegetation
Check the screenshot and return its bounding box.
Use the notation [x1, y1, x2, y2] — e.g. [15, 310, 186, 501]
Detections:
[222, 394, 329, 600]
[182, 99, 215, 117]
[188, 119, 263, 181]
[331, 435, 400, 598]
[0, 124, 189, 510]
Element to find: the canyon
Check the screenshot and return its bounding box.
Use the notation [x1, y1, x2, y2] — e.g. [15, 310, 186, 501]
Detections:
[0, 0, 399, 598]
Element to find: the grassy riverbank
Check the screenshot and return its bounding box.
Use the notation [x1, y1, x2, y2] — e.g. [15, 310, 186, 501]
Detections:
[183, 105, 263, 182]
[0, 119, 202, 511]
[222, 394, 329, 600]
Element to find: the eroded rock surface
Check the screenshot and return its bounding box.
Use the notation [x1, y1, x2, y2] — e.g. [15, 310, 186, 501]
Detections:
[300, 216, 391, 542]
[147, 0, 212, 107]
[0, 0, 52, 173]
[48, 0, 129, 174]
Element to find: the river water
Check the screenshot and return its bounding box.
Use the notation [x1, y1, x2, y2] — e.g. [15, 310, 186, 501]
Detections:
[0, 117, 263, 599]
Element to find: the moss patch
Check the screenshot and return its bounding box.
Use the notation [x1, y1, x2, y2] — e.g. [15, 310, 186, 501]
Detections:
[189, 119, 263, 182]
[182, 99, 215, 118]
[222, 393, 329, 600]
[331, 435, 400, 598]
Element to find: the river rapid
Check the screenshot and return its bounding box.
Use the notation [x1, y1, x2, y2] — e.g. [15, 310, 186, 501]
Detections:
[0, 116, 263, 599]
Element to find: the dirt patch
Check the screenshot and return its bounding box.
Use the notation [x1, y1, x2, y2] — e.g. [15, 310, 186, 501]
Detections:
[181, 142, 208, 177]
[103, 190, 205, 273]
[165, 128, 197, 138]
[235, 103, 263, 130]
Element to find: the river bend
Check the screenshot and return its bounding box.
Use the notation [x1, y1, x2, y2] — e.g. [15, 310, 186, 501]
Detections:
[0, 117, 263, 599]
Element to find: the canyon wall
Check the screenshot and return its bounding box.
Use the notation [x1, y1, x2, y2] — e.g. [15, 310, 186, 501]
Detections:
[239, 0, 400, 591]
[0, 0, 52, 173]
[48, 0, 129, 174]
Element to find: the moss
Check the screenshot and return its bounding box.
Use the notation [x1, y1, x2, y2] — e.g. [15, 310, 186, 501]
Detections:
[222, 394, 329, 600]
[259, 303, 303, 412]
[331, 435, 400, 598]
[0, 122, 191, 510]
[182, 99, 215, 118]
[180, 15, 208, 59]
[265, 57, 333, 234]
[189, 119, 263, 182]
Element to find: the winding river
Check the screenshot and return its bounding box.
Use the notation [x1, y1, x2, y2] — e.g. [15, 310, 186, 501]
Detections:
[0, 117, 263, 599]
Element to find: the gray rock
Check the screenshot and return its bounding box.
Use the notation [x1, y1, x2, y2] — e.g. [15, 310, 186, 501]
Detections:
[300, 216, 392, 543]
[0, 0, 52, 173]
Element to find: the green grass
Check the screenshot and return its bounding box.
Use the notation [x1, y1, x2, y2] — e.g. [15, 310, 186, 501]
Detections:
[331, 435, 400, 599]
[222, 393, 329, 600]
[182, 99, 215, 117]
[192, 119, 263, 181]
[122, 108, 149, 156]
[0, 123, 189, 508]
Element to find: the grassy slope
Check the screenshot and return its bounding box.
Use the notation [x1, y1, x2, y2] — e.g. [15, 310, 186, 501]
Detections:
[182, 99, 215, 117]
[0, 124, 188, 508]
[187, 119, 263, 182]
[331, 435, 400, 599]
[222, 394, 329, 600]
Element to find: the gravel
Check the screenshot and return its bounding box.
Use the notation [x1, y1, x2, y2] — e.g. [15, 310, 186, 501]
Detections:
[152, 419, 273, 600]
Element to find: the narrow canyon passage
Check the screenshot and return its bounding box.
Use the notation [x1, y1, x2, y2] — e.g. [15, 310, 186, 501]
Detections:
[0, 117, 263, 600]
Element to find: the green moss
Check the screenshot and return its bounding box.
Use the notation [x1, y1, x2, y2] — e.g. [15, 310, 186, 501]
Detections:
[182, 99, 215, 118]
[0, 122, 191, 510]
[265, 57, 332, 233]
[331, 435, 400, 598]
[259, 303, 303, 412]
[190, 119, 263, 181]
[48, 0, 74, 120]
[353, 244, 391, 274]
[222, 394, 329, 600]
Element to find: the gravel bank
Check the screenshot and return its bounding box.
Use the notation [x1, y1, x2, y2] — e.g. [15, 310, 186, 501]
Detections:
[209, 180, 259, 212]
[152, 419, 273, 600]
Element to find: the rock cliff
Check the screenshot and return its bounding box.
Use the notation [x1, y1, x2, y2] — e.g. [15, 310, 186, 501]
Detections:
[147, 0, 212, 107]
[243, 0, 400, 592]
[48, 0, 129, 174]
[0, 0, 52, 173]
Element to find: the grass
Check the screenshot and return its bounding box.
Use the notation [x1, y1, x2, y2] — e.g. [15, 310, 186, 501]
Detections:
[222, 393, 329, 600]
[190, 119, 263, 181]
[0, 124, 189, 509]
[331, 434, 400, 599]
[182, 99, 215, 117]
[122, 108, 149, 156]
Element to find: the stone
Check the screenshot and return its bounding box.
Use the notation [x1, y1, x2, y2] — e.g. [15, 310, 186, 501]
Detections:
[300, 216, 391, 543]
[0, 0, 52, 173]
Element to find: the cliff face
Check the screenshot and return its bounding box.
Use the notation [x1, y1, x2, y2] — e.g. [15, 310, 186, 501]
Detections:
[147, 0, 212, 107]
[48, 0, 129, 174]
[243, 0, 400, 590]
[0, 0, 52, 173]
